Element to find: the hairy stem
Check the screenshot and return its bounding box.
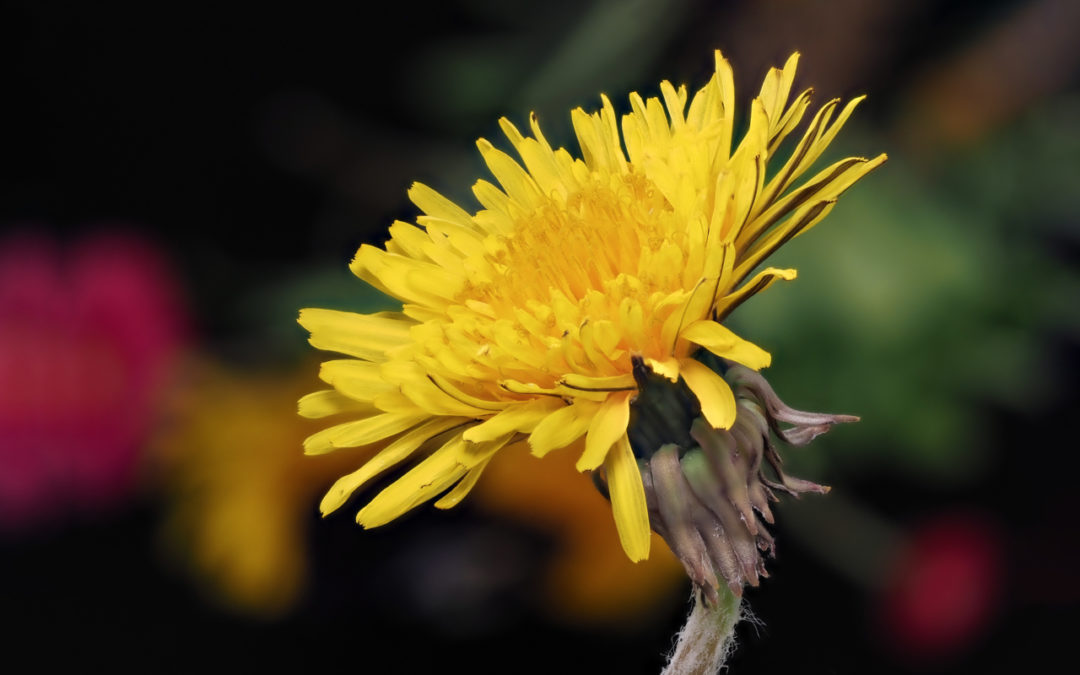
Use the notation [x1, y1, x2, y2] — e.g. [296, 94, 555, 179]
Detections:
[662, 587, 742, 675]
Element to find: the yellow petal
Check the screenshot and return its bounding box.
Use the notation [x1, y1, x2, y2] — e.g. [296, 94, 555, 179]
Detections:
[387, 220, 466, 273]
[426, 373, 508, 412]
[751, 98, 840, 212]
[558, 372, 636, 392]
[735, 198, 838, 282]
[721, 98, 768, 235]
[298, 389, 375, 419]
[681, 245, 735, 333]
[319, 417, 469, 515]
[457, 432, 516, 469]
[814, 96, 871, 165]
[680, 320, 772, 370]
[357, 436, 468, 528]
[319, 359, 394, 401]
[714, 267, 797, 322]
[407, 182, 477, 232]
[743, 150, 886, 259]
[572, 100, 627, 175]
[471, 179, 517, 234]
[372, 389, 421, 413]
[659, 80, 687, 131]
[605, 435, 651, 562]
[577, 391, 632, 471]
[298, 309, 413, 361]
[387, 220, 432, 262]
[498, 379, 608, 402]
[398, 376, 500, 416]
[679, 358, 737, 429]
[528, 400, 600, 458]
[768, 88, 812, 157]
[579, 318, 622, 366]
[477, 138, 541, 208]
[420, 219, 486, 259]
[499, 116, 571, 199]
[350, 245, 465, 308]
[462, 398, 564, 443]
[761, 52, 800, 132]
[714, 49, 736, 156]
[433, 456, 495, 510]
[646, 356, 680, 382]
[303, 411, 429, 455]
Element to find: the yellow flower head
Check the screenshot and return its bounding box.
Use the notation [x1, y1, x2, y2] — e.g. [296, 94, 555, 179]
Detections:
[299, 51, 885, 564]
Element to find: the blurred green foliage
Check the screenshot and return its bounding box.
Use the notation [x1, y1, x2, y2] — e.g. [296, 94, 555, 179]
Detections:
[729, 97, 1080, 486]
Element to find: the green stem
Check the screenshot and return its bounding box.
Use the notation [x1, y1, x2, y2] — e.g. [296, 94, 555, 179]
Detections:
[661, 587, 742, 675]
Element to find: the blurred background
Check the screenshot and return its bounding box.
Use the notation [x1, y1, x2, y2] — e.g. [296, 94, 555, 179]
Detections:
[1, 0, 1077, 672]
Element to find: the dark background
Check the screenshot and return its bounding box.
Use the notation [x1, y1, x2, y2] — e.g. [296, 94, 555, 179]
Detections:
[1, 1, 1078, 672]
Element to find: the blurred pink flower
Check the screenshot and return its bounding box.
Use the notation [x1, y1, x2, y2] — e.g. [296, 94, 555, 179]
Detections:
[0, 231, 187, 529]
[879, 512, 1003, 660]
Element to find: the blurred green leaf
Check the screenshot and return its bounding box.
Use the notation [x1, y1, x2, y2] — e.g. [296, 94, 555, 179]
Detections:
[730, 106, 1079, 485]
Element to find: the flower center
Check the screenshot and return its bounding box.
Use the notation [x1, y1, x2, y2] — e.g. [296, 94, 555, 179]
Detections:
[437, 172, 703, 383]
[479, 172, 674, 312]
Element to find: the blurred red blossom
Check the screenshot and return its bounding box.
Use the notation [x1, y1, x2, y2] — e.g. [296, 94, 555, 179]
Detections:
[879, 512, 1003, 661]
[0, 230, 187, 529]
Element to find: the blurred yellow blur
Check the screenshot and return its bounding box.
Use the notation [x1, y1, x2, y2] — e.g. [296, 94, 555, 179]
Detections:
[473, 441, 686, 626]
[151, 360, 370, 617]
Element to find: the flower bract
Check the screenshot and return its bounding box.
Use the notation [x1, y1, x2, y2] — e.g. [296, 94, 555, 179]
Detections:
[299, 51, 885, 563]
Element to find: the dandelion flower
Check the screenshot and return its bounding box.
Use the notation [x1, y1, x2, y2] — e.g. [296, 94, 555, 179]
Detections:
[299, 51, 885, 602]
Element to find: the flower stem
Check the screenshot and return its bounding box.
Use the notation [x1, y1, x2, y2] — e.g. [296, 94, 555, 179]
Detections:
[662, 587, 742, 675]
